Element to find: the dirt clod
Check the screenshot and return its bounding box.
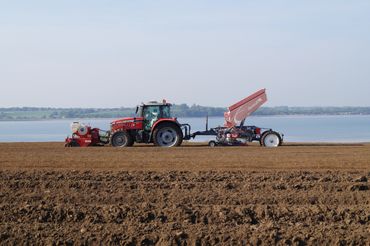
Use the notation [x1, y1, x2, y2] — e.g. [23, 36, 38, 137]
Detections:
[354, 176, 368, 182]
[350, 184, 369, 191]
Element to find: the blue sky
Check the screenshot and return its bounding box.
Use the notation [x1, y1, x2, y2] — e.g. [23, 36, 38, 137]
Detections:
[1, 0, 370, 107]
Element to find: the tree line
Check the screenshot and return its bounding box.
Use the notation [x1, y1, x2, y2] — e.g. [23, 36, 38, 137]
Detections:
[1, 105, 370, 120]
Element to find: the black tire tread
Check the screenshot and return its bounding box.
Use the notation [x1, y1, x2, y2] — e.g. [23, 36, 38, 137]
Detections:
[153, 122, 183, 147]
[111, 131, 134, 147]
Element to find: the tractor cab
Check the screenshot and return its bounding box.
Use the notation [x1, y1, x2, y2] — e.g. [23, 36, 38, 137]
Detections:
[136, 100, 172, 131]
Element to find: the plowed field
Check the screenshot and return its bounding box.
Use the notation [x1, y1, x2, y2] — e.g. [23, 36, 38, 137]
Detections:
[0, 142, 369, 245]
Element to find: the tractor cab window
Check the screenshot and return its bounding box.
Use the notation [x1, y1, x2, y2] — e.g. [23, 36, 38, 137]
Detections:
[161, 106, 171, 118]
[136, 106, 143, 117]
[143, 105, 160, 130]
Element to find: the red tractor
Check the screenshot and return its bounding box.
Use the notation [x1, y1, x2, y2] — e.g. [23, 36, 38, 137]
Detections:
[109, 100, 190, 147]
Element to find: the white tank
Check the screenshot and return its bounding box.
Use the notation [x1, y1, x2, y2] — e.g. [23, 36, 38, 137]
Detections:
[71, 122, 88, 135]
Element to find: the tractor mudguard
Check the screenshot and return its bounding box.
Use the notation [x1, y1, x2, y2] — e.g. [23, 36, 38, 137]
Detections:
[151, 118, 179, 131]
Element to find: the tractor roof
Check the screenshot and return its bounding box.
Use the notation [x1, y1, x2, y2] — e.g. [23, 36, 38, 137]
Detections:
[140, 100, 172, 107]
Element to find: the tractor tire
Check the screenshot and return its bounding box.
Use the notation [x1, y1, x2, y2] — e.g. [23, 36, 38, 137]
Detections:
[111, 131, 134, 147]
[153, 123, 183, 147]
[261, 131, 281, 148]
[259, 131, 269, 146]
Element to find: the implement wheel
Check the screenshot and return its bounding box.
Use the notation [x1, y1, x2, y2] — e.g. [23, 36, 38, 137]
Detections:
[208, 141, 217, 147]
[261, 131, 281, 148]
[65, 140, 80, 147]
[153, 123, 183, 147]
[111, 131, 134, 147]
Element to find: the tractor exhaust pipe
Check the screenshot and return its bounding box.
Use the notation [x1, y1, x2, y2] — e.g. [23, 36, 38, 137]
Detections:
[206, 114, 209, 131]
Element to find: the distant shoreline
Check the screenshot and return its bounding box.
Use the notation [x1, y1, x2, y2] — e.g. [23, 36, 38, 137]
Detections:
[0, 114, 370, 122]
[1, 106, 370, 121]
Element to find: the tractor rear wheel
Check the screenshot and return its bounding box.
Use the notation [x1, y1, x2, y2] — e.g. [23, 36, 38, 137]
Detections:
[153, 123, 183, 147]
[111, 131, 134, 147]
[261, 131, 281, 147]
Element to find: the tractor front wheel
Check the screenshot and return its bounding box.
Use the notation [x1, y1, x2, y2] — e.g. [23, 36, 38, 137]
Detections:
[153, 123, 183, 147]
[111, 131, 134, 147]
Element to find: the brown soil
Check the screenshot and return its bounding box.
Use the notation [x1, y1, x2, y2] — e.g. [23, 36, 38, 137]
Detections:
[0, 142, 369, 245]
